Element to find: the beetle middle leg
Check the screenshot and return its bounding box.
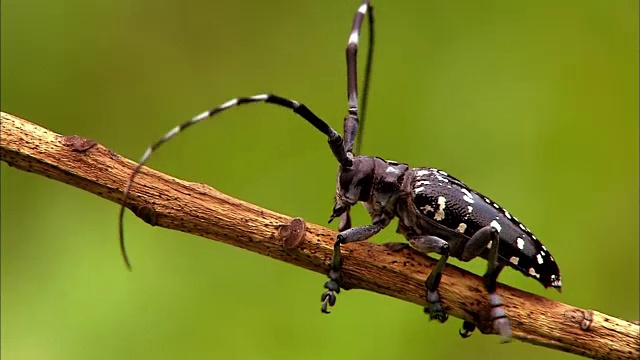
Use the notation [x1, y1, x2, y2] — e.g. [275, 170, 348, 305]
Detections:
[408, 235, 450, 323]
[459, 225, 512, 341]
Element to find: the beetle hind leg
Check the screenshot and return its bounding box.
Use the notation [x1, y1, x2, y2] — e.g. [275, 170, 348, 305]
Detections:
[459, 225, 512, 341]
[485, 262, 511, 342]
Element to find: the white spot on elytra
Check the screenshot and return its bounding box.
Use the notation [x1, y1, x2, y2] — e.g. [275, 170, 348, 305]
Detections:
[537, 254, 544, 264]
[509, 256, 519, 265]
[456, 223, 467, 233]
[516, 237, 525, 250]
[434, 196, 446, 221]
[492, 203, 499, 209]
[461, 188, 474, 203]
[541, 245, 547, 251]
[416, 170, 430, 176]
[438, 170, 448, 176]
[422, 205, 435, 213]
[386, 167, 400, 174]
[220, 98, 238, 109]
[490, 220, 502, 232]
[467, 206, 474, 213]
[413, 187, 425, 194]
[484, 197, 491, 203]
[529, 268, 540, 278]
[519, 223, 526, 230]
[486, 240, 493, 249]
[540, 251, 546, 256]
[435, 174, 449, 182]
[532, 235, 538, 240]
[415, 180, 430, 186]
[504, 210, 511, 219]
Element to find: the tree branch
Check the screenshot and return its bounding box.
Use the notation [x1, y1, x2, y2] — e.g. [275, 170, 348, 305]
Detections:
[1, 112, 638, 360]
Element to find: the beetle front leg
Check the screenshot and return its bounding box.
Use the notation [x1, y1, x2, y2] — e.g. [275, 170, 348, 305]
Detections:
[459, 225, 511, 341]
[408, 235, 450, 323]
[321, 223, 384, 313]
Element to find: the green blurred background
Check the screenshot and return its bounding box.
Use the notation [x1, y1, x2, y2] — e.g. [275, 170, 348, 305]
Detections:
[2, 0, 638, 359]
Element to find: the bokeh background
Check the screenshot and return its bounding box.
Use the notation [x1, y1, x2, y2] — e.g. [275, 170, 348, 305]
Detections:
[2, 0, 638, 359]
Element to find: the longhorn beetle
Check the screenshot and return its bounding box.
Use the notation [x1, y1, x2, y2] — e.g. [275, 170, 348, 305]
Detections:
[118, 0, 562, 341]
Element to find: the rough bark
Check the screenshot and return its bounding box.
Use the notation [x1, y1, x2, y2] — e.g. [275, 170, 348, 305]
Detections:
[1, 111, 638, 360]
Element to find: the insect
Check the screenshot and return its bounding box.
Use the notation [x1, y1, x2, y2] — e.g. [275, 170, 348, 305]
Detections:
[118, 0, 562, 341]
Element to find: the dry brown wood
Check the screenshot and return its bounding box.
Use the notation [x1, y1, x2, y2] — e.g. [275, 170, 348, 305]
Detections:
[1, 111, 638, 359]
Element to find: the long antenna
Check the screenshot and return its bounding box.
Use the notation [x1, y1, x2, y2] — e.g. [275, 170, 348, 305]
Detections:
[118, 94, 350, 269]
[343, 0, 375, 155]
[354, 2, 374, 155]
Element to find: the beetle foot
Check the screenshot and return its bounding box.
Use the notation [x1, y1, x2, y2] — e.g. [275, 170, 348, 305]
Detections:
[321, 268, 342, 314]
[489, 293, 512, 342]
[493, 317, 512, 343]
[459, 320, 476, 338]
[425, 290, 448, 323]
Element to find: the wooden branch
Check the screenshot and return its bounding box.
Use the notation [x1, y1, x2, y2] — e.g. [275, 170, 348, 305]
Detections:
[1, 111, 638, 360]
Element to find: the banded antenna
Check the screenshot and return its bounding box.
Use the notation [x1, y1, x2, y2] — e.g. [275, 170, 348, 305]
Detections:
[353, 1, 374, 156]
[118, 95, 350, 269]
[342, 0, 374, 156]
[335, 0, 374, 232]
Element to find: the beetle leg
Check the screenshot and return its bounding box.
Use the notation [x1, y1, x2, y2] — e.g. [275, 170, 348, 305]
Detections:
[486, 261, 510, 342]
[459, 321, 476, 338]
[321, 223, 384, 314]
[460, 225, 511, 341]
[408, 235, 450, 323]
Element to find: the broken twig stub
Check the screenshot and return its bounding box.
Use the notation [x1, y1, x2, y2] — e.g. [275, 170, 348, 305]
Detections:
[60, 135, 97, 152]
[279, 217, 306, 250]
